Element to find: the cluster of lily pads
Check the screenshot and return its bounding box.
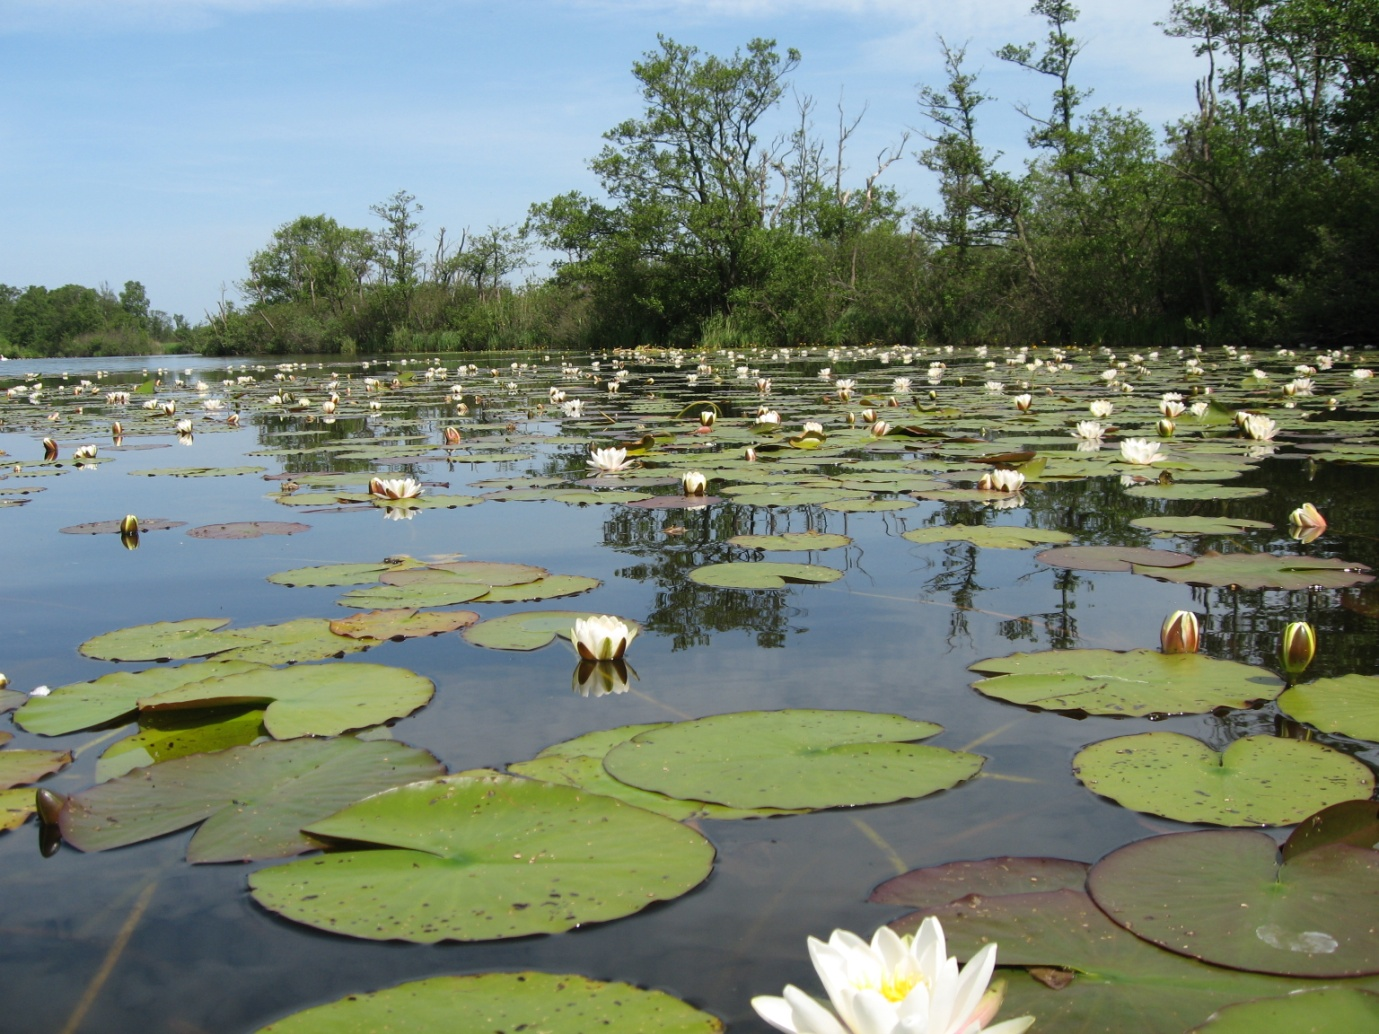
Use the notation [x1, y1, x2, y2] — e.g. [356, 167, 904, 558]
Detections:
[1, 339, 1377, 1032]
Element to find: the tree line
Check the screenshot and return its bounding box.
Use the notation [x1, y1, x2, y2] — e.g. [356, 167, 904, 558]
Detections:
[12, 0, 1379, 357]
[0, 281, 194, 357]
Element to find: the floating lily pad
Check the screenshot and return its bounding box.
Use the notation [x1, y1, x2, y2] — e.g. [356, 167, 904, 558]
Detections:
[904, 526, 1074, 550]
[509, 725, 801, 821]
[0, 787, 37, 831]
[1073, 733, 1374, 826]
[186, 521, 311, 539]
[1135, 552, 1375, 590]
[870, 856, 1091, 911]
[1087, 829, 1379, 977]
[141, 662, 434, 739]
[1188, 988, 1379, 1033]
[1129, 516, 1274, 536]
[17, 660, 271, 735]
[687, 562, 843, 589]
[209, 618, 376, 665]
[727, 532, 852, 551]
[1035, 545, 1195, 572]
[414, 561, 548, 585]
[903, 887, 1372, 1034]
[268, 559, 423, 587]
[337, 580, 492, 609]
[80, 618, 269, 662]
[129, 465, 266, 477]
[1124, 483, 1269, 501]
[248, 771, 714, 942]
[254, 971, 724, 1034]
[463, 611, 640, 651]
[59, 518, 186, 535]
[1283, 800, 1379, 859]
[329, 608, 479, 641]
[971, 649, 1283, 716]
[96, 706, 266, 782]
[1279, 674, 1379, 744]
[60, 737, 445, 862]
[473, 574, 601, 603]
[823, 497, 917, 512]
[0, 747, 71, 788]
[722, 486, 868, 507]
[601, 710, 982, 811]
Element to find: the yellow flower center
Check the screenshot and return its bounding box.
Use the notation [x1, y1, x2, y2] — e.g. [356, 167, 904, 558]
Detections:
[877, 972, 924, 1003]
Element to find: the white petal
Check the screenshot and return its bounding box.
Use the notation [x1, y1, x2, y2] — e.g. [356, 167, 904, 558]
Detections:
[850, 988, 903, 1034]
[949, 943, 998, 1028]
[981, 1017, 1036, 1034]
[752, 994, 802, 1033]
[782, 985, 852, 1034]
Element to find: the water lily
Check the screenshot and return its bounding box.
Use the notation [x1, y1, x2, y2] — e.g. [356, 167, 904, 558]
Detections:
[572, 658, 634, 697]
[1119, 438, 1164, 465]
[752, 920, 1033, 1034]
[369, 477, 424, 500]
[1280, 621, 1316, 682]
[755, 410, 782, 427]
[561, 399, 584, 418]
[1240, 413, 1277, 441]
[1012, 393, 1033, 412]
[587, 446, 635, 474]
[802, 420, 825, 435]
[176, 419, 194, 435]
[1161, 611, 1200, 654]
[1156, 418, 1175, 437]
[571, 614, 637, 661]
[42, 437, 57, 460]
[73, 444, 97, 460]
[1288, 502, 1327, 532]
[1089, 399, 1114, 418]
[682, 470, 707, 496]
[1072, 420, 1104, 441]
[869, 420, 890, 438]
[978, 469, 1024, 493]
[700, 410, 716, 427]
[443, 426, 462, 444]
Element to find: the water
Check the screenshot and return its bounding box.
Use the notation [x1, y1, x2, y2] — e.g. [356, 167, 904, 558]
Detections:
[0, 349, 1375, 1032]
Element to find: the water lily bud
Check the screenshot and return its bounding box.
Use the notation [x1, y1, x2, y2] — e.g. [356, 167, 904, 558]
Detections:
[1287, 502, 1326, 532]
[869, 420, 890, 437]
[681, 470, 707, 496]
[111, 420, 122, 437]
[744, 446, 757, 462]
[443, 426, 461, 444]
[1280, 621, 1316, 680]
[861, 408, 877, 423]
[699, 410, 715, 427]
[1160, 611, 1200, 654]
[1156, 418, 1176, 437]
[120, 515, 139, 535]
[35, 788, 66, 827]
[42, 438, 57, 460]
[1013, 393, 1033, 412]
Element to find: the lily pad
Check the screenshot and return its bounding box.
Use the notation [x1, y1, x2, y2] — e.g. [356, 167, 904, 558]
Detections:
[0, 747, 71, 788]
[727, 531, 852, 551]
[129, 465, 266, 477]
[1134, 552, 1375, 590]
[60, 737, 445, 862]
[904, 526, 1075, 550]
[601, 710, 982, 811]
[329, 608, 479, 641]
[1277, 675, 1379, 741]
[140, 662, 434, 739]
[59, 518, 186, 535]
[473, 574, 601, 603]
[268, 558, 423, 587]
[1188, 987, 1379, 1033]
[80, 618, 269, 662]
[1087, 828, 1379, 977]
[254, 971, 724, 1034]
[464, 611, 640, 651]
[823, 497, 917, 512]
[248, 771, 715, 942]
[1129, 516, 1274, 536]
[1124, 483, 1269, 501]
[970, 649, 1284, 716]
[687, 562, 843, 589]
[415, 560, 548, 585]
[1035, 545, 1195, 572]
[96, 706, 267, 782]
[870, 856, 1091, 911]
[186, 521, 311, 539]
[1073, 733, 1374, 826]
[337, 580, 492, 609]
[16, 660, 271, 735]
[209, 618, 376, 665]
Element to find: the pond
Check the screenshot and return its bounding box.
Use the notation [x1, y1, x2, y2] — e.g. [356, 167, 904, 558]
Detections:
[1, 345, 1377, 1033]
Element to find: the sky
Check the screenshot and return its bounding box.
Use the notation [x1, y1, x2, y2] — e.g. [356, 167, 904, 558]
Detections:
[1, 0, 1206, 324]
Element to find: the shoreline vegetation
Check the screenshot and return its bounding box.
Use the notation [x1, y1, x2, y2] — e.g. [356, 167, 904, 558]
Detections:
[5, 0, 1377, 359]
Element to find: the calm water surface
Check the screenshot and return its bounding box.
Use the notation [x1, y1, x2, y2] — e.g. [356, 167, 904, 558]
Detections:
[0, 351, 1375, 1032]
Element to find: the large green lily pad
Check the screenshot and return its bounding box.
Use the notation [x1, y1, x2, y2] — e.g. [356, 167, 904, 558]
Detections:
[903, 525, 1074, 550]
[140, 662, 434, 739]
[1129, 516, 1274, 536]
[329, 608, 479, 641]
[1134, 552, 1375, 590]
[210, 618, 377, 665]
[474, 574, 601, 603]
[60, 737, 444, 862]
[1035, 545, 1194, 572]
[1124, 483, 1268, 501]
[509, 725, 801, 821]
[1279, 674, 1379, 741]
[248, 771, 714, 942]
[687, 562, 843, 589]
[1188, 987, 1379, 1032]
[1073, 733, 1374, 826]
[268, 559, 423, 587]
[255, 971, 724, 1033]
[727, 531, 852, 551]
[601, 710, 982, 811]
[970, 649, 1284, 716]
[0, 747, 72, 788]
[337, 580, 492, 609]
[463, 611, 641, 651]
[16, 660, 270, 735]
[96, 706, 266, 782]
[80, 618, 269, 662]
[129, 465, 266, 477]
[902, 887, 1376, 1034]
[1087, 829, 1379, 977]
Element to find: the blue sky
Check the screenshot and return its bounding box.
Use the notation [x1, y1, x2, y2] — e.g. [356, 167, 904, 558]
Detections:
[1, 0, 1203, 324]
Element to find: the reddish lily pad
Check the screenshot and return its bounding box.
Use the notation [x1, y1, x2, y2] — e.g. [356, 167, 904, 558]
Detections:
[268, 558, 424, 587]
[1134, 552, 1374, 590]
[870, 856, 1091, 911]
[186, 521, 311, 539]
[1035, 545, 1194, 572]
[59, 518, 186, 535]
[329, 608, 479, 641]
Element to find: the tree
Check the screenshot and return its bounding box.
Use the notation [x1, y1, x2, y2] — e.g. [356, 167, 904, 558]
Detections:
[243, 215, 373, 312]
[370, 190, 423, 290]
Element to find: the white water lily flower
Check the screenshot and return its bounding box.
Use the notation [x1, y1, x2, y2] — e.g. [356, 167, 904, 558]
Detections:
[369, 476, 424, 500]
[1240, 413, 1278, 441]
[1159, 400, 1185, 418]
[755, 410, 782, 426]
[571, 614, 637, 661]
[1012, 393, 1033, 412]
[1072, 420, 1104, 441]
[1353, 368, 1374, 380]
[752, 920, 1034, 1034]
[682, 470, 707, 496]
[562, 399, 585, 418]
[892, 377, 912, 393]
[175, 419, 194, 435]
[1120, 438, 1165, 465]
[587, 446, 635, 473]
[1089, 399, 1114, 418]
[978, 469, 1025, 493]
[1189, 401, 1210, 419]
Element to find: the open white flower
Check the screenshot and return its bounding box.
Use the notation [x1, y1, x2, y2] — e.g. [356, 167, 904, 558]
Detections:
[587, 446, 635, 473]
[1072, 420, 1104, 441]
[570, 614, 637, 661]
[1089, 399, 1114, 418]
[369, 476, 424, 500]
[978, 469, 1025, 493]
[755, 410, 782, 426]
[1240, 413, 1278, 441]
[1120, 438, 1165, 465]
[682, 470, 707, 496]
[752, 920, 1034, 1034]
